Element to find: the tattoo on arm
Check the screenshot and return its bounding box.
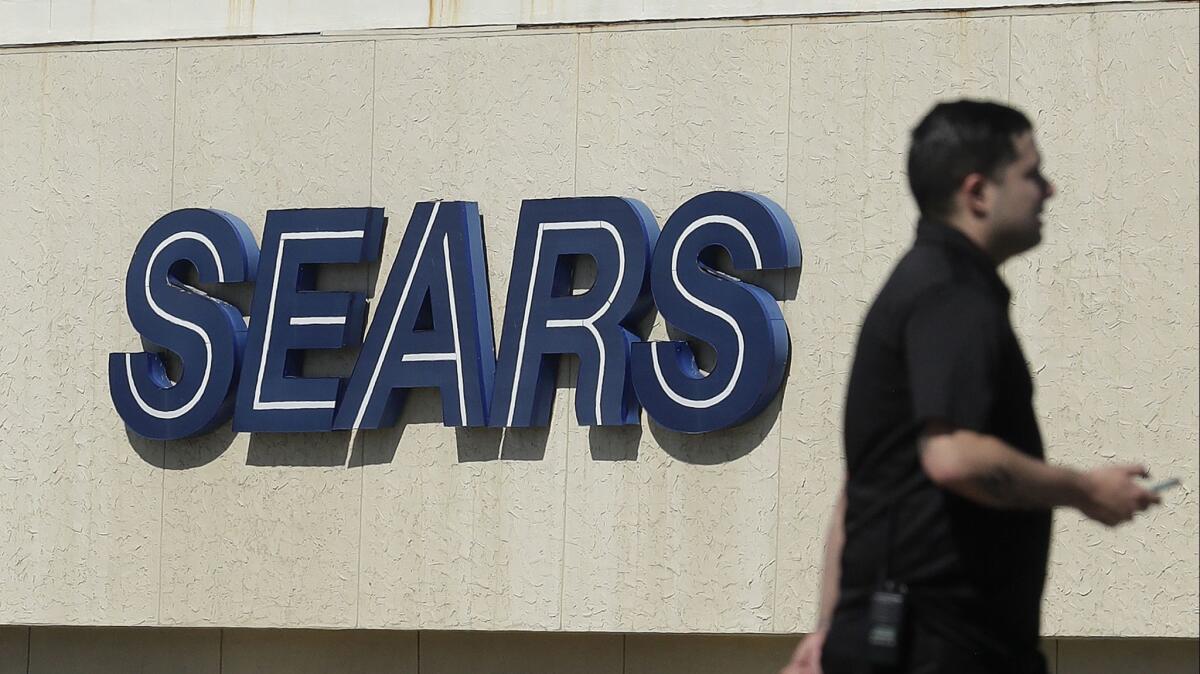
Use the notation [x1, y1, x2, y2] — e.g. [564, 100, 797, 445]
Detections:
[973, 466, 1026, 507]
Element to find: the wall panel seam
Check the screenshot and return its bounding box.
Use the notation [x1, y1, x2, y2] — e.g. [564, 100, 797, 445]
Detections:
[354, 431, 365, 630]
[156, 442, 166, 625]
[559, 30, 584, 633]
[573, 32, 582, 200]
[558, 364, 576, 631]
[771, 21, 796, 636]
[157, 45, 181, 629]
[354, 38, 379, 632]
[1007, 15, 1013, 102]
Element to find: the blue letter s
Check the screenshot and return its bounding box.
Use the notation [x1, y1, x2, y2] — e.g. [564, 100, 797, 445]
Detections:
[631, 192, 800, 433]
[109, 209, 259, 440]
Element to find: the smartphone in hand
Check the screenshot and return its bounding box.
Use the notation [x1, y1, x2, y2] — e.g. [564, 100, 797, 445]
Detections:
[1148, 478, 1181, 494]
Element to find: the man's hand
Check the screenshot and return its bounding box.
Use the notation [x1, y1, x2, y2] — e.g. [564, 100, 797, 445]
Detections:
[918, 425, 1163, 524]
[1077, 464, 1161, 526]
[779, 629, 826, 674]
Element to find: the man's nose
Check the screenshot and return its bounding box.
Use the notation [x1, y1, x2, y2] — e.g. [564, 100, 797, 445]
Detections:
[1043, 179, 1056, 199]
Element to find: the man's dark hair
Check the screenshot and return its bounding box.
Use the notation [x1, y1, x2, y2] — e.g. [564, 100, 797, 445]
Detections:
[907, 99, 1033, 219]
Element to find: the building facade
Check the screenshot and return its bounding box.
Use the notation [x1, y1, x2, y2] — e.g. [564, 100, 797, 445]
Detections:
[0, 1, 1197, 672]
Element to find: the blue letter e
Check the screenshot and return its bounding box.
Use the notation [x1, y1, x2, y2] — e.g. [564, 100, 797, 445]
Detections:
[233, 208, 386, 433]
[631, 192, 800, 433]
[108, 209, 259, 440]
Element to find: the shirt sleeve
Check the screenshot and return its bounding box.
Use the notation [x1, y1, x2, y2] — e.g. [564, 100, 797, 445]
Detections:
[903, 285, 1002, 433]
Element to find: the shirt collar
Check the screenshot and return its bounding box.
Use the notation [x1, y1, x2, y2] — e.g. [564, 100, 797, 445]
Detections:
[916, 218, 1012, 303]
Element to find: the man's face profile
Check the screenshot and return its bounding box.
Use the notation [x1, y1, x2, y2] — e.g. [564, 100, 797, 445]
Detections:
[986, 131, 1056, 259]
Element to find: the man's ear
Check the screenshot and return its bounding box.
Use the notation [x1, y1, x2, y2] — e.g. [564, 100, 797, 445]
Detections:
[961, 172, 990, 218]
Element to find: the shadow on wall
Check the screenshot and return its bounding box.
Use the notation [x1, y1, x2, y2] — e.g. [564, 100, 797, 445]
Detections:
[588, 425, 642, 461]
[648, 387, 783, 465]
[128, 424, 242, 470]
[129, 367, 786, 469]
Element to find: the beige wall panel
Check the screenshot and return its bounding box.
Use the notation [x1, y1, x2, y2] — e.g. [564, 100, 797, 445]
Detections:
[172, 41, 376, 229]
[360, 33, 577, 630]
[161, 40, 375, 627]
[1010, 9, 1199, 638]
[626, 634, 799, 674]
[773, 271, 868, 633]
[222, 628, 417, 674]
[564, 24, 790, 633]
[419, 631, 623, 674]
[0, 49, 173, 626]
[775, 16, 1009, 632]
[561, 409, 784, 632]
[776, 21, 874, 633]
[1104, 8, 1198, 642]
[27, 627, 219, 674]
[576, 24, 790, 218]
[369, 32, 577, 356]
[0, 627, 28, 674]
[356, 386, 573, 630]
[784, 21, 874, 278]
[1057, 638, 1200, 674]
[0, 51, 63, 626]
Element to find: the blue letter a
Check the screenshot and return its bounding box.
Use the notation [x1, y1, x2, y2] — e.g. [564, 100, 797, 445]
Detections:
[335, 201, 496, 429]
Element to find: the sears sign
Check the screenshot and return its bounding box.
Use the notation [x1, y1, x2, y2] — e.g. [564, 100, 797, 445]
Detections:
[109, 192, 801, 440]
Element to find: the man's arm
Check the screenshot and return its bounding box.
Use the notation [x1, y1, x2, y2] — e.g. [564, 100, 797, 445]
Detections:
[919, 422, 1160, 525]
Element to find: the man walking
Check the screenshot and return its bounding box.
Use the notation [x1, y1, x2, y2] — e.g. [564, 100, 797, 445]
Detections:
[782, 100, 1160, 674]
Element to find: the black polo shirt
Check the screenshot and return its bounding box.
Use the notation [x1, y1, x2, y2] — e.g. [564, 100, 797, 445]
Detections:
[824, 219, 1052, 670]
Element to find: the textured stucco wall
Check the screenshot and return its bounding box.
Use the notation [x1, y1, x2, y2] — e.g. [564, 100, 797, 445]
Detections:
[0, 3, 1196, 637]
